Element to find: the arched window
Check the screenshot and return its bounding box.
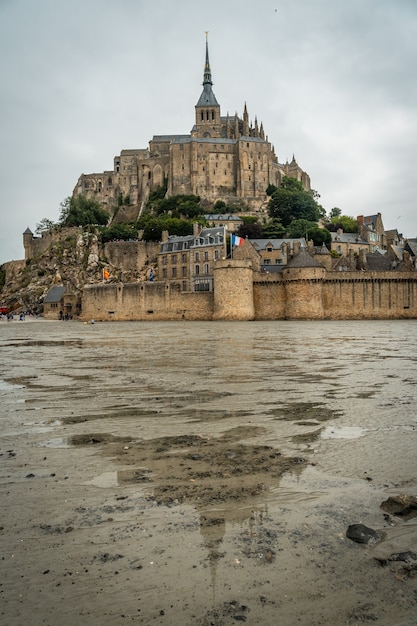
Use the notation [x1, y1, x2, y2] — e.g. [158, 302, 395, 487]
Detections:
[195, 264, 200, 275]
[204, 263, 209, 274]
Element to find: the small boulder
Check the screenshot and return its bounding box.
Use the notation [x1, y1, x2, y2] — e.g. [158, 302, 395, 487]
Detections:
[346, 523, 380, 545]
[380, 495, 417, 520]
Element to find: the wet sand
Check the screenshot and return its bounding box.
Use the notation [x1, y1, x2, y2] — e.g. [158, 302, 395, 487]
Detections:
[0, 319, 416, 625]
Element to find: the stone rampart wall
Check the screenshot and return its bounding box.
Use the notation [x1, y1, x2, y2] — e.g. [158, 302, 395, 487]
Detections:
[24, 227, 82, 260]
[81, 282, 214, 321]
[253, 274, 286, 319]
[323, 271, 417, 319]
[103, 241, 159, 274]
[80, 268, 417, 322]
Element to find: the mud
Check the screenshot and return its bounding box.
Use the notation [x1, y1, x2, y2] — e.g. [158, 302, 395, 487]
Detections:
[1, 319, 417, 626]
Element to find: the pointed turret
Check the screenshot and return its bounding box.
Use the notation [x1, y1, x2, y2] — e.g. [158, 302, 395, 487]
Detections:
[195, 33, 219, 108]
[243, 103, 249, 136]
[194, 33, 221, 137]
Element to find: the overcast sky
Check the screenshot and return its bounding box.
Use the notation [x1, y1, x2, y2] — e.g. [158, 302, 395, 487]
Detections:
[1, 0, 416, 264]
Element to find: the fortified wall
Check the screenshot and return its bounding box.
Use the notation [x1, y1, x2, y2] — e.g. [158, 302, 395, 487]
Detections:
[81, 261, 417, 322]
[23, 227, 83, 260]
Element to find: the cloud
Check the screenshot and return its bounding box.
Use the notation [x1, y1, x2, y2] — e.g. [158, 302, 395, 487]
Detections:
[1, 0, 416, 263]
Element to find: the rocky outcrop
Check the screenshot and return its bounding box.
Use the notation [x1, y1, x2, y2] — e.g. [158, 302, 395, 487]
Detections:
[0, 229, 158, 314]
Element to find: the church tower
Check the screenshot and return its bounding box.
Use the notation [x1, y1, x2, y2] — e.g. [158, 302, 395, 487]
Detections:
[194, 34, 221, 138]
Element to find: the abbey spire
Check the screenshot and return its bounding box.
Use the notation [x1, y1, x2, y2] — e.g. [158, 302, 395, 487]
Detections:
[194, 33, 221, 137]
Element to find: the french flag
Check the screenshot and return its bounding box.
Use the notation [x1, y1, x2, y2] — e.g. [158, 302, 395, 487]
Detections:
[231, 234, 244, 247]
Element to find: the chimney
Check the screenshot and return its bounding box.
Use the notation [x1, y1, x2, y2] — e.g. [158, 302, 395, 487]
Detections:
[161, 230, 169, 243]
[193, 222, 201, 236]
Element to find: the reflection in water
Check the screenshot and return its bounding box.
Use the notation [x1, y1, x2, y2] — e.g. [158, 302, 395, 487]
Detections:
[1, 319, 417, 623]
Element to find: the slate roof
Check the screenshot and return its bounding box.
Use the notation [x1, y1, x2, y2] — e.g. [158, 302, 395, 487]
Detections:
[44, 286, 65, 303]
[249, 238, 306, 251]
[160, 227, 225, 253]
[366, 252, 392, 271]
[286, 248, 323, 268]
[405, 241, 417, 257]
[204, 214, 243, 222]
[331, 232, 368, 245]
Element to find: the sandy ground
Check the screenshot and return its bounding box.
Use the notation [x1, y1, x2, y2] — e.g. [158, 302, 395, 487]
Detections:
[0, 319, 416, 626]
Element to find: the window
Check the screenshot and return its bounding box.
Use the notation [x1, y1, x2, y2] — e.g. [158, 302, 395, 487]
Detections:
[195, 264, 200, 275]
[214, 250, 219, 260]
[172, 267, 177, 278]
[194, 279, 210, 292]
[172, 254, 177, 264]
[162, 268, 167, 278]
[195, 252, 200, 261]
[182, 253, 187, 263]
[162, 256, 167, 265]
[182, 266, 187, 277]
[182, 281, 187, 291]
[204, 263, 209, 274]
[264, 259, 271, 265]
[204, 251, 209, 261]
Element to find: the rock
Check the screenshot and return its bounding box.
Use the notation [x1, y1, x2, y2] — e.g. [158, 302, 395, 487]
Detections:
[380, 494, 417, 520]
[346, 523, 380, 544]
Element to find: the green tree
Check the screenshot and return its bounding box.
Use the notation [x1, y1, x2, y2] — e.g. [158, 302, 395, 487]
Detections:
[328, 215, 358, 233]
[99, 223, 138, 243]
[261, 218, 286, 238]
[287, 219, 318, 238]
[35, 218, 57, 235]
[329, 207, 341, 219]
[307, 226, 332, 248]
[237, 222, 263, 239]
[267, 177, 323, 227]
[59, 195, 109, 227]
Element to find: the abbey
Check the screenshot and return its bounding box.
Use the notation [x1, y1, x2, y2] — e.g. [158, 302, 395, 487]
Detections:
[73, 37, 310, 213]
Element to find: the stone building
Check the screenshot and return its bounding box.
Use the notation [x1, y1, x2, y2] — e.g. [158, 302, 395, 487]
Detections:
[159, 224, 226, 293]
[73, 37, 310, 214]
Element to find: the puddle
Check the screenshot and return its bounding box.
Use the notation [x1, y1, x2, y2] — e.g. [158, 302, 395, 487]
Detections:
[0, 378, 24, 391]
[320, 426, 366, 440]
[85, 471, 119, 488]
[40, 437, 72, 449]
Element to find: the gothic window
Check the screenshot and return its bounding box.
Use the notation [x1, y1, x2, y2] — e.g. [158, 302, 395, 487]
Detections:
[211, 110, 215, 120]
[206, 111, 209, 121]
[98, 181, 102, 191]
[201, 111, 204, 121]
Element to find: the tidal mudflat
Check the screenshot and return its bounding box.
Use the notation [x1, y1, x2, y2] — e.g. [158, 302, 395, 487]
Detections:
[1, 319, 416, 625]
